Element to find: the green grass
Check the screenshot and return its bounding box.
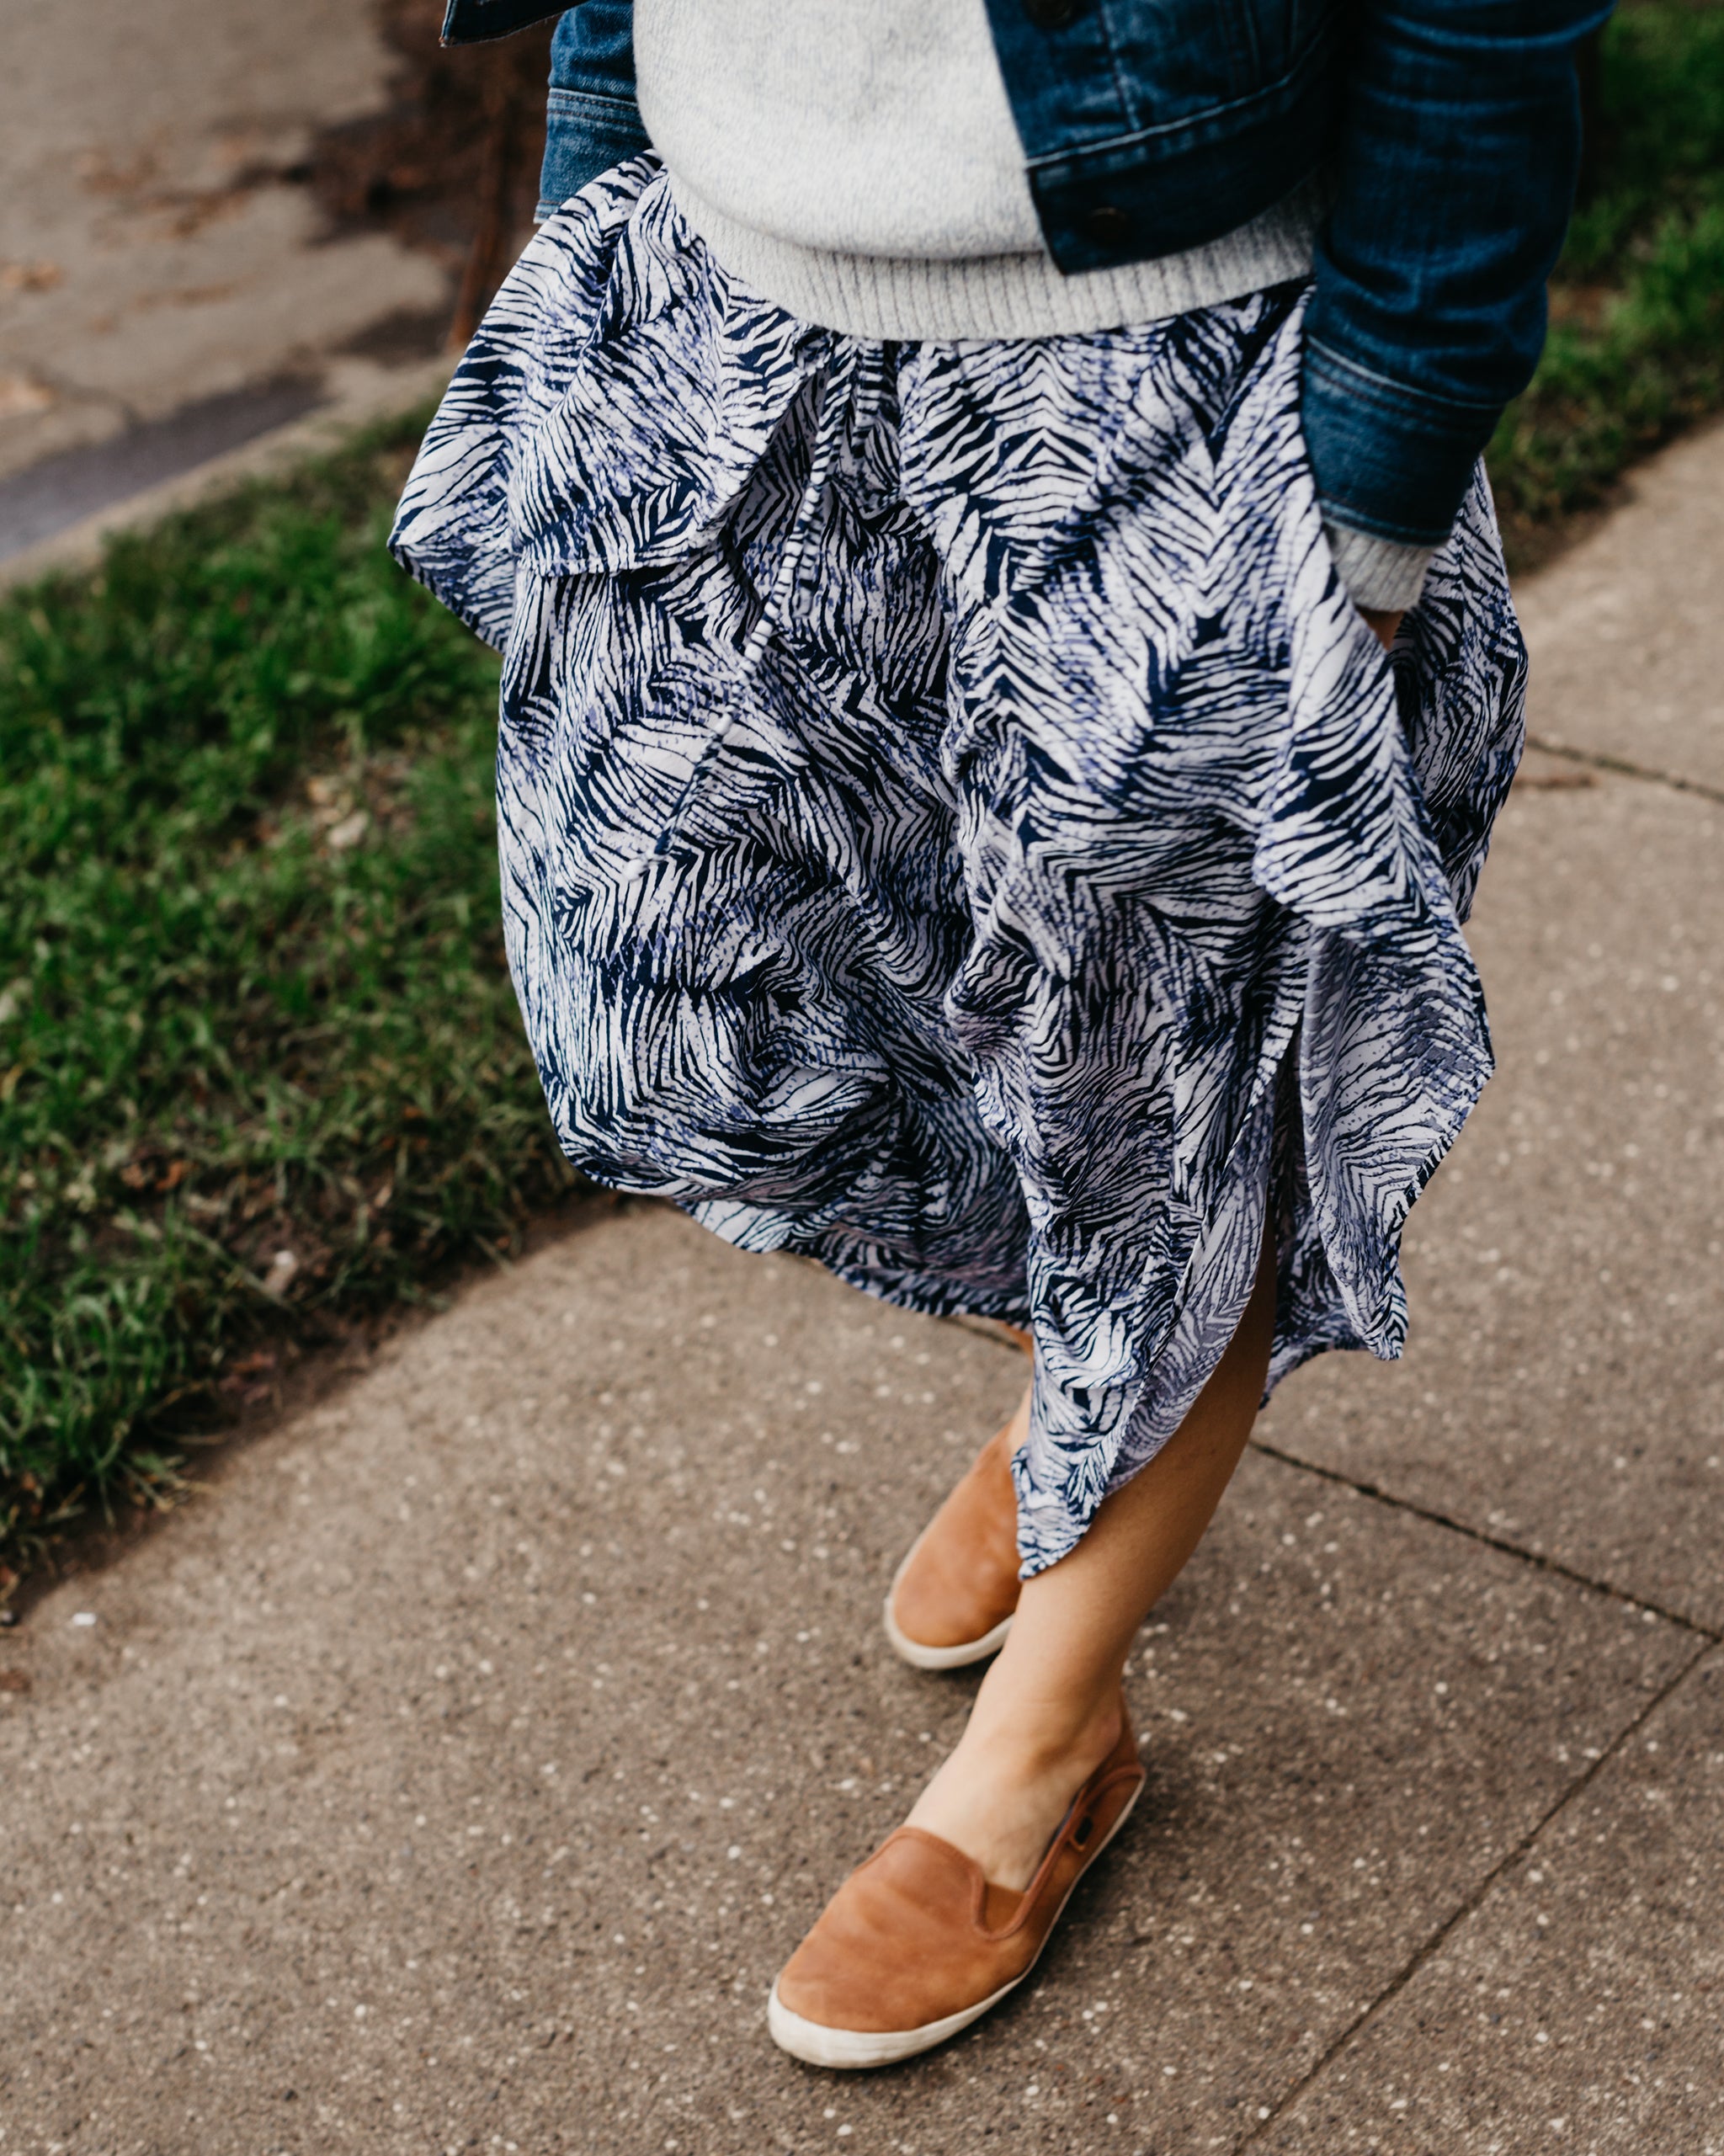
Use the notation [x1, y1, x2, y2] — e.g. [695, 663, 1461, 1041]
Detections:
[0, 427, 578, 1595]
[1488, 0, 1724, 558]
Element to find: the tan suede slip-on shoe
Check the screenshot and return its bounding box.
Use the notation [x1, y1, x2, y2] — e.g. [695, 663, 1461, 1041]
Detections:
[767, 1706, 1144, 2069]
[883, 1419, 1024, 1669]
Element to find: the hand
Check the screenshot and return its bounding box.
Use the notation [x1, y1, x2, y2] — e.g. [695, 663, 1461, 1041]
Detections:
[1358, 606, 1404, 652]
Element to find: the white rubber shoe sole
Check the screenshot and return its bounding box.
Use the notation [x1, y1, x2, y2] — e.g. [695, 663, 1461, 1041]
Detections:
[768, 1971, 1022, 2069]
[765, 1778, 1142, 2068]
[881, 1538, 1016, 1671]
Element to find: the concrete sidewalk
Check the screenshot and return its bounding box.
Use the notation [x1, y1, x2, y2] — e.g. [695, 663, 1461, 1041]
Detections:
[3, 428, 1722, 2154]
[1, 0, 451, 573]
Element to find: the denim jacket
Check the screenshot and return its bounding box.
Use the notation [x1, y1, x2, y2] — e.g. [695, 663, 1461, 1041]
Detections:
[442, 0, 1610, 556]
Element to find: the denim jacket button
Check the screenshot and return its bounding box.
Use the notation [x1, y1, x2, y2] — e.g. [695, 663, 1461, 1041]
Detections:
[1081, 205, 1132, 246]
[1021, 0, 1078, 28]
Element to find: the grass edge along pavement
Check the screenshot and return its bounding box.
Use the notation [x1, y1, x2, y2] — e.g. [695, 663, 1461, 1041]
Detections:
[0, 415, 582, 1605]
[3, 0, 1721, 1605]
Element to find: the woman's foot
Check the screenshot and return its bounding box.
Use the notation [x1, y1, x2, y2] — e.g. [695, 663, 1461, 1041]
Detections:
[772, 1242, 1277, 2068]
[768, 1700, 1142, 2068]
[883, 1381, 1030, 1669]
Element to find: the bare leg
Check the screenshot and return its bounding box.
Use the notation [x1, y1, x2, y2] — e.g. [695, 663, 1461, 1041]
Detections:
[906, 1232, 1277, 1889]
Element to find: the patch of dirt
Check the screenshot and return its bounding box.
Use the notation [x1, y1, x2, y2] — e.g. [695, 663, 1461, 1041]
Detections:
[337, 306, 456, 366]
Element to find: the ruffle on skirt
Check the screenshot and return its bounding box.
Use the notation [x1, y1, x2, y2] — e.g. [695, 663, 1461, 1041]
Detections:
[391, 158, 1527, 1573]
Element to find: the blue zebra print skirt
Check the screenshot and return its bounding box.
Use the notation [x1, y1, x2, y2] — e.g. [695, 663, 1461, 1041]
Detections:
[391, 159, 1527, 1574]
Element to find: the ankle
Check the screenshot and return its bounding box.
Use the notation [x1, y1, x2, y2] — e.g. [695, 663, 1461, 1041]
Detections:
[960, 1683, 1121, 1783]
[906, 1684, 1124, 1892]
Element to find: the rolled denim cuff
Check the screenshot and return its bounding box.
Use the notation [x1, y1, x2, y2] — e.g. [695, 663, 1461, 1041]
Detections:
[1301, 335, 1499, 551]
[1323, 521, 1434, 614]
[537, 91, 653, 219]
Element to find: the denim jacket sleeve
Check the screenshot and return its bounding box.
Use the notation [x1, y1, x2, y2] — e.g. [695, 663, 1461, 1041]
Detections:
[440, 0, 648, 215]
[1301, 0, 1614, 552]
[537, 1, 650, 216]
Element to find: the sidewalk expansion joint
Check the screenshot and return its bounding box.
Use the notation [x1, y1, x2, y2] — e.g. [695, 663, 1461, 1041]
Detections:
[948, 1310, 1721, 1639]
[1235, 1626, 1717, 2151]
[1524, 730, 1724, 807]
[1248, 1436, 1722, 1642]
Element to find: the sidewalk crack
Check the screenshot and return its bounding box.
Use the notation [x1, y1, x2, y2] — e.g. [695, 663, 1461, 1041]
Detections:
[1236, 1629, 1716, 2149]
[1524, 730, 1724, 807]
[1248, 1436, 1721, 1641]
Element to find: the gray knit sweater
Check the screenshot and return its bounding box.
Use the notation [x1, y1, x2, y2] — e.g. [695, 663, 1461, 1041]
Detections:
[633, 0, 1431, 609]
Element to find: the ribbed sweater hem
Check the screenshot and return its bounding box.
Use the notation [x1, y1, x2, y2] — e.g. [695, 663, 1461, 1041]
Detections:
[666, 172, 1328, 341]
[1322, 522, 1435, 613]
